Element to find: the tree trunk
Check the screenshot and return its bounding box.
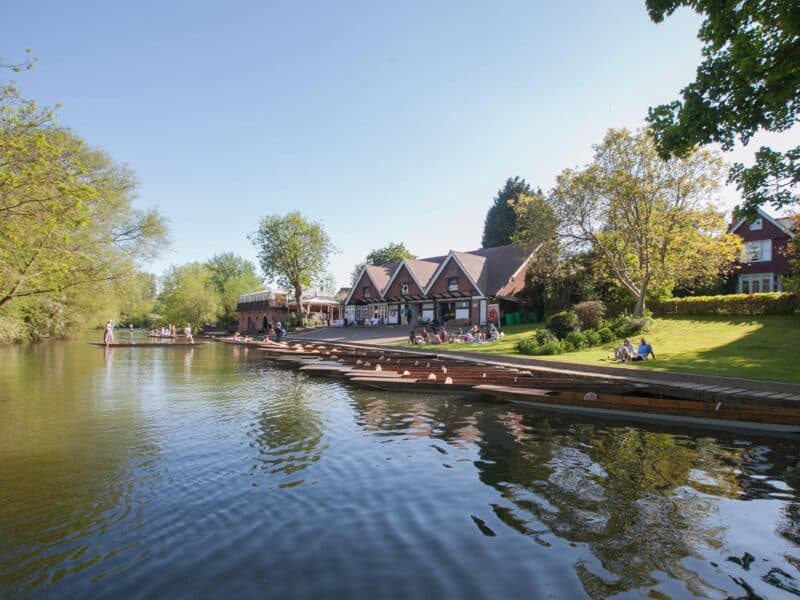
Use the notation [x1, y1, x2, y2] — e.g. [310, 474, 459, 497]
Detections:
[294, 287, 304, 327]
[633, 277, 650, 317]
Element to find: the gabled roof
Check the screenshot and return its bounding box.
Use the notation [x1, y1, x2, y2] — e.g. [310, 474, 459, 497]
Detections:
[342, 263, 397, 305]
[422, 245, 532, 297]
[383, 256, 446, 293]
[729, 207, 796, 238]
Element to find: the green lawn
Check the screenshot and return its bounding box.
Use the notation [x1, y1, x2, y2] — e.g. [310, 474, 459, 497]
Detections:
[423, 316, 800, 383]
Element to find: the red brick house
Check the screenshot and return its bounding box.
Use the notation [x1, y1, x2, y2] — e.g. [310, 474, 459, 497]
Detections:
[344, 244, 535, 326]
[729, 208, 797, 293]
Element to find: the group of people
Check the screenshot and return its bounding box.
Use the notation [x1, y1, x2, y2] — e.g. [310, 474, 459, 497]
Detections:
[149, 324, 178, 338]
[614, 337, 655, 362]
[409, 322, 503, 345]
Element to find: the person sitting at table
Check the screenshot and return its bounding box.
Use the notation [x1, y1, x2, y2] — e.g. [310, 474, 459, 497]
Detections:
[631, 338, 656, 361]
[614, 338, 636, 362]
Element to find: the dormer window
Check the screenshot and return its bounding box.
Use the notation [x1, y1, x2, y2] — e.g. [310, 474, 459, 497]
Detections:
[363, 287, 370, 298]
[400, 282, 409, 295]
[447, 277, 458, 292]
[749, 218, 763, 230]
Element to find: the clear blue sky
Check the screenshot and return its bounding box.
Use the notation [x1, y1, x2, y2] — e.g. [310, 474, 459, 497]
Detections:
[2, 1, 764, 290]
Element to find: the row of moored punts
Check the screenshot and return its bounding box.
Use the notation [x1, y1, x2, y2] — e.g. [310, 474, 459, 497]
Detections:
[216, 337, 800, 435]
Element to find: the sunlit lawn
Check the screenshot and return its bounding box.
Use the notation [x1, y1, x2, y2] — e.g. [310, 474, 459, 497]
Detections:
[427, 316, 800, 383]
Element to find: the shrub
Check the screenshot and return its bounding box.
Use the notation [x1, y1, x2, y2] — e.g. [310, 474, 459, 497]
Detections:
[597, 327, 615, 343]
[609, 315, 652, 338]
[546, 311, 581, 339]
[516, 338, 537, 355]
[573, 300, 606, 330]
[583, 329, 602, 346]
[533, 329, 558, 345]
[516, 330, 559, 355]
[565, 330, 588, 350]
[648, 292, 799, 316]
[537, 340, 565, 355]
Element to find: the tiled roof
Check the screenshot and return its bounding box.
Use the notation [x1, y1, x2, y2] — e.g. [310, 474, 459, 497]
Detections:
[404, 256, 446, 288]
[365, 263, 397, 292]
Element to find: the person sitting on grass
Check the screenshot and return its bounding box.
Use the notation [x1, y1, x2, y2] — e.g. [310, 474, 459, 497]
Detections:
[614, 338, 635, 362]
[409, 329, 417, 345]
[631, 338, 655, 361]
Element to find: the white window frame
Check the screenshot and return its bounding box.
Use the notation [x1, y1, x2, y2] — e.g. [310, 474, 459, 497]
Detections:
[743, 239, 772, 263]
[739, 273, 779, 293]
[447, 277, 458, 292]
[400, 282, 409, 295]
[748, 218, 763, 230]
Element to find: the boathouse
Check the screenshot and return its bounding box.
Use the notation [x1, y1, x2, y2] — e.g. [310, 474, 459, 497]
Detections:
[343, 244, 534, 326]
[236, 290, 289, 333]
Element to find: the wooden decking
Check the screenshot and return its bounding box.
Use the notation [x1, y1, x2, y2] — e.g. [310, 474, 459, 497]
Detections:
[219, 338, 800, 434]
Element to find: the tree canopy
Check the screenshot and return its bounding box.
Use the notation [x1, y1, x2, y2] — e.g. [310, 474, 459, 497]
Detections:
[249, 212, 335, 326]
[552, 128, 741, 316]
[645, 0, 800, 214]
[350, 242, 416, 285]
[205, 253, 262, 325]
[157, 263, 221, 327]
[0, 84, 167, 339]
[481, 177, 535, 248]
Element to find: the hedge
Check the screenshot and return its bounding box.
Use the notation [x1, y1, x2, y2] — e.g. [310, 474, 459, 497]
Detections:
[650, 292, 799, 316]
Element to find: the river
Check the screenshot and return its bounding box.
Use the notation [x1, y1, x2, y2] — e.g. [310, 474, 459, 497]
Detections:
[1, 337, 800, 598]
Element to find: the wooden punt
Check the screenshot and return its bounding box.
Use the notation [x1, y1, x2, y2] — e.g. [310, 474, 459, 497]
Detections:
[89, 341, 207, 348]
[475, 385, 800, 431]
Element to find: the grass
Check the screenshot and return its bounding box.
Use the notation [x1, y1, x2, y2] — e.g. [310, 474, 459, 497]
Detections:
[416, 316, 800, 384]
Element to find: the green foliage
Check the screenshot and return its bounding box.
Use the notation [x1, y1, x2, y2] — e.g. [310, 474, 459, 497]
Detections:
[552, 128, 742, 315]
[0, 84, 168, 340]
[646, 0, 800, 214]
[157, 263, 221, 327]
[510, 191, 558, 252]
[350, 242, 415, 285]
[649, 292, 799, 316]
[546, 311, 580, 339]
[249, 212, 335, 326]
[482, 176, 534, 248]
[609, 315, 652, 339]
[564, 330, 588, 351]
[583, 329, 602, 347]
[573, 300, 606, 331]
[597, 326, 615, 344]
[205, 253, 261, 325]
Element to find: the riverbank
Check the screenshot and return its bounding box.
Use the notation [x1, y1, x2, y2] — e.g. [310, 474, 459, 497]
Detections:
[289, 315, 800, 384]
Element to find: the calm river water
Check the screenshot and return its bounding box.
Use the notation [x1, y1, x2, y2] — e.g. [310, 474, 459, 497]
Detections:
[2, 338, 800, 598]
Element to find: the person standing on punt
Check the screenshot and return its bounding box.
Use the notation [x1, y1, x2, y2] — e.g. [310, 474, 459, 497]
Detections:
[184, 323, 194, 343]
[103, 320, 115, 346]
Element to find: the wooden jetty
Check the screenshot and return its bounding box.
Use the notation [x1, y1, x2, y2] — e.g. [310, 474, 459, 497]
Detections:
[255, 340, 800, 434]
[90, 341, 207, 348]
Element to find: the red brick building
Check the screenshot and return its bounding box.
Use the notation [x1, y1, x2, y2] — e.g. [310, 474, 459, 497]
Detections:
[729, 208, 797, 293]
[344, 244, 534, 326]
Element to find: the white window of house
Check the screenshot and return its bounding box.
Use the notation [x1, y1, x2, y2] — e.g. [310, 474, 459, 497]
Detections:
[363, 286, 371, 298]
[447, 277, 458, 292]
[748, 218, 763, 230]
[400, 282, 409, 295]
[455, 300, 470, 320]
[421, 302, 434, 322]
[743, 240, 772, 262]
[739, 273, 778, 293]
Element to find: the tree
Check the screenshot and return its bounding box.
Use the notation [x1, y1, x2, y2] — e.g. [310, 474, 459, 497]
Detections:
[552, 128, 742, 316]
[0, 85, 168, 313]
[205, 253, 262, 325]
[249, 212, 336, 326]
[157, 263, 221, 327]
[645, 0, 800, 214]
[349, 242, 416, 285]
[481, 176, 535, 248]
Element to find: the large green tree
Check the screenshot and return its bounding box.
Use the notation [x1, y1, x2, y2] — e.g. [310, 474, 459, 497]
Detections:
[481, 176, 535, 248]
[249, 212, 336, 326]
[157, 263, 221, 327]
[552, 128, 741, 316]
[349, 242, 416, 285]
[0, 85, 167, 315]
[205, 252, 262, 325]
[645, 0, 800, 214]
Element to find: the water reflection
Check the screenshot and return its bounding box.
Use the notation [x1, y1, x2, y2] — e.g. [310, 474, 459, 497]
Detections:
[248, 371, 326, 488]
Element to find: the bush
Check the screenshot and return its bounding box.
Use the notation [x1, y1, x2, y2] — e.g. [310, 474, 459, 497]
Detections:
[649, 292, 798, 316]
[609, 315, 652, 339]
[537, 340, 565, 355]
[546, 311, 581, 339]
[597, 327, 615, 343]
[583, 329, 602, 346]
[516, 330, 559, 355]
[573, 300, 606, 330]
[565, 330, 588, 350]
